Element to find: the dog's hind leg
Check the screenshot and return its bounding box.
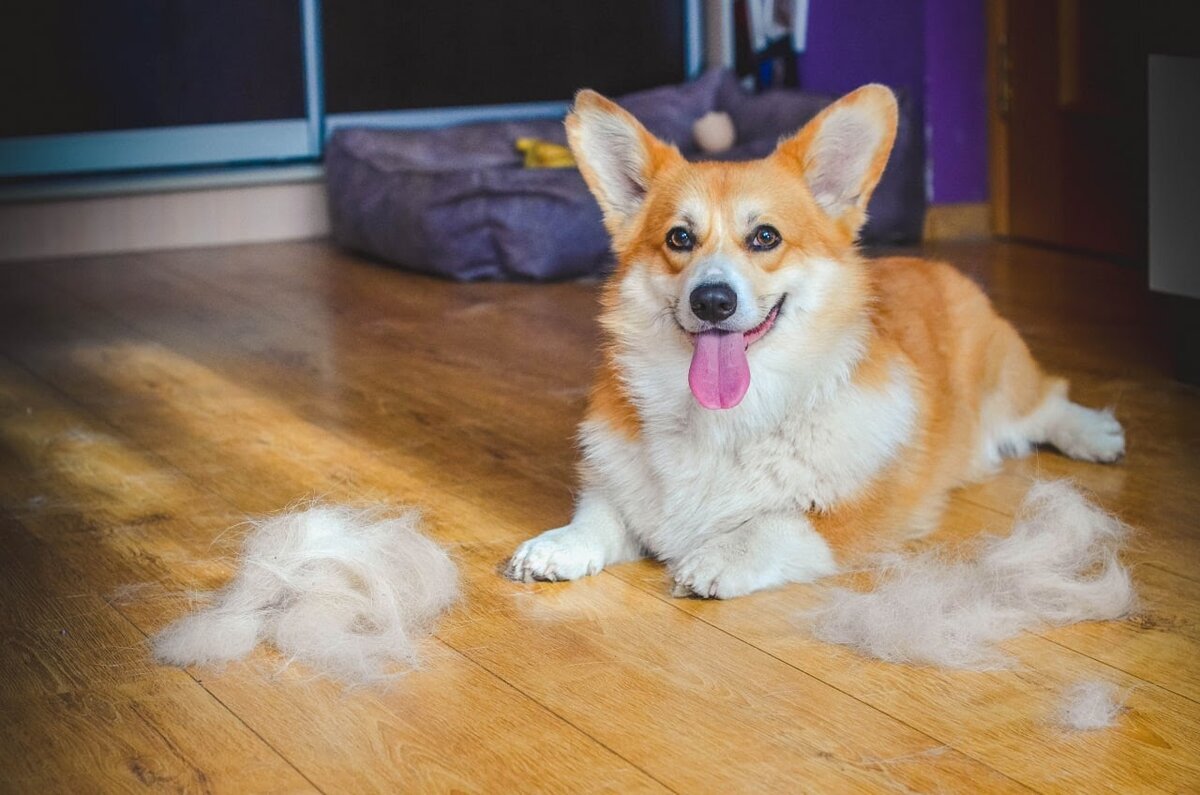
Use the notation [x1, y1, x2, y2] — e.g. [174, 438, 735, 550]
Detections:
[984, 345, 1125, 466]
[976, 313, 1125, 467]
[505, 492, 643, 582]
[1014, 378, 1126, 463]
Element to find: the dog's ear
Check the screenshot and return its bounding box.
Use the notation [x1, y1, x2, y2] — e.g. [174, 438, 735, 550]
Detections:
[774, 84, 898, 238]
[566, 90, 682, 237]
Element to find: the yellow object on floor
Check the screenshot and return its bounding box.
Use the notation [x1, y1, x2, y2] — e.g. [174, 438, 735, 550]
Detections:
[515, 137, 575, 169]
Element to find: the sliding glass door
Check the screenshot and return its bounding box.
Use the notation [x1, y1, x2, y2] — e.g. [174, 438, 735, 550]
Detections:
[0, 0, 320, 178]
[0, 0, 698, 179]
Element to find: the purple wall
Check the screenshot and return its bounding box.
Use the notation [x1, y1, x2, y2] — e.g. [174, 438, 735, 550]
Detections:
[801, 0, 926, 99]
[923, 0, 988, 202]
[796, 0, 988, 204]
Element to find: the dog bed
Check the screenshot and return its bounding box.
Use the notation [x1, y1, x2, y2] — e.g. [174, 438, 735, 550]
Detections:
[326, 70, 925, 282]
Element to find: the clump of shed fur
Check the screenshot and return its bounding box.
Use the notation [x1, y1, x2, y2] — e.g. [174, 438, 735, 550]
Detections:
[153, 505, 459, 684]
[812, 481, 1135, 668]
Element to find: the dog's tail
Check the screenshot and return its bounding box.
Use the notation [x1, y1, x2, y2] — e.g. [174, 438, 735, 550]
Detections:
[809, 480, 1136, 669]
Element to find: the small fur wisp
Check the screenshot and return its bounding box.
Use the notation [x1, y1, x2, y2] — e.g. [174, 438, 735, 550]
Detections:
[153, 505, 459, 684]
[810, 481, 1136, 669]
[1057, 680, 1128, 730]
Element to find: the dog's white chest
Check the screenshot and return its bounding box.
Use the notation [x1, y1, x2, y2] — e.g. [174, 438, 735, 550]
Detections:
[581, 371, 916, 561]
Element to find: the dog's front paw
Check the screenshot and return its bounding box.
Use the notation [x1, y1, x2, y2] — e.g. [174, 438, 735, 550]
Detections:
[506, 527, 607, 583]
[671, 541, 779, 600]
[670, 518, 838, 599]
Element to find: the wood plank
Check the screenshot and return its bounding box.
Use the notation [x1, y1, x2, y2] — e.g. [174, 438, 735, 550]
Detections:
[0, 359, 666, 793]
[615, 525, 1200, 794]
[0, 273, 1024, 792]
[0, 511, 318, 794]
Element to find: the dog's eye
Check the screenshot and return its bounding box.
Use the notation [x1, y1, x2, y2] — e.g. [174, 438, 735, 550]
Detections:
[748, 225, 782, 251]
[666, 226, 695, 252]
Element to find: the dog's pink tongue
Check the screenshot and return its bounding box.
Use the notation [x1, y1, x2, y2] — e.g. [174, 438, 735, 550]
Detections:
[688, 330, 750, 409]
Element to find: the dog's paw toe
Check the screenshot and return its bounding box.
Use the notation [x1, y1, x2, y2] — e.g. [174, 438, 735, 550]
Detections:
[1087, 415, 1126, 463]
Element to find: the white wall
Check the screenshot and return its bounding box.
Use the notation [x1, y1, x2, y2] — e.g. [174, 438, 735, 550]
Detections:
[1149, 54, 1200, 300]
[0, 173, 329, 263]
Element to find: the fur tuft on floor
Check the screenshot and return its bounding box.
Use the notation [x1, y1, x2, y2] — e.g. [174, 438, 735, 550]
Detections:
[811, 480, 1136, 669]
[1057, 680, 1127, 730]
[153, 505, 459, 685]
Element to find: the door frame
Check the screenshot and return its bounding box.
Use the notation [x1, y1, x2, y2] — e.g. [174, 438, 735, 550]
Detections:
[986, 0, 1011, 236]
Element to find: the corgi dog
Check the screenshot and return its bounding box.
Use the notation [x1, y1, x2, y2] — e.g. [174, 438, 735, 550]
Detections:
[506, 85, 1125, 599]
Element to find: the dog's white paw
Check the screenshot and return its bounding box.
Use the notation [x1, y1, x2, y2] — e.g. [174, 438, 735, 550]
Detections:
[671, 540, 782, 600]
[670, 517, 838, 599]
[506, 527, 607, 583]
[1052, 405, 1125, 463]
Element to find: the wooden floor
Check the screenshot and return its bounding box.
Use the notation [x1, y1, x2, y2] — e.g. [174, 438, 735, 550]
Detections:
[1, 238, 1197, 793]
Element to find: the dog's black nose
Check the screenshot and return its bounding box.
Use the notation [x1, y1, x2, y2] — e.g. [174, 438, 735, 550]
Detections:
[690, 283, 738, 323]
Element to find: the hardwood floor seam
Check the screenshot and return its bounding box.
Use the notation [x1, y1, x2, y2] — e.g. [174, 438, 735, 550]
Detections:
[0, 350, 664, 792]
[0, 496, 324, 794]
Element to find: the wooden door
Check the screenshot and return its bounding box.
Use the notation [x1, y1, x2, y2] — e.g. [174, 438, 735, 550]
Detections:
[988, 0, 1200, 263]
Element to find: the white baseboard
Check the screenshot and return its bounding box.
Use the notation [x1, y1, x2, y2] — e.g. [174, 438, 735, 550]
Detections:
[0, 172, 330, 263]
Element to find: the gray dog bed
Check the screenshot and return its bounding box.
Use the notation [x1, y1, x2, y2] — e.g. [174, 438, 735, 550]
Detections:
[326, 70, 925, 281]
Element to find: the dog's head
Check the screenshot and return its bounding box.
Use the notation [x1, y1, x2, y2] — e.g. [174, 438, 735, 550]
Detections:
[567, 85, 897, 411]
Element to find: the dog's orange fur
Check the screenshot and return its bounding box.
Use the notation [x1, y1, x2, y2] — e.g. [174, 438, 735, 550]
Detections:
[573, 85, 1064, 557]
[810, 257, 1058, 554]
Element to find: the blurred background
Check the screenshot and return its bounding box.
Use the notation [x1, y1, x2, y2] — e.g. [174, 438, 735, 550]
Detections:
[0, 1, 1197, 373]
